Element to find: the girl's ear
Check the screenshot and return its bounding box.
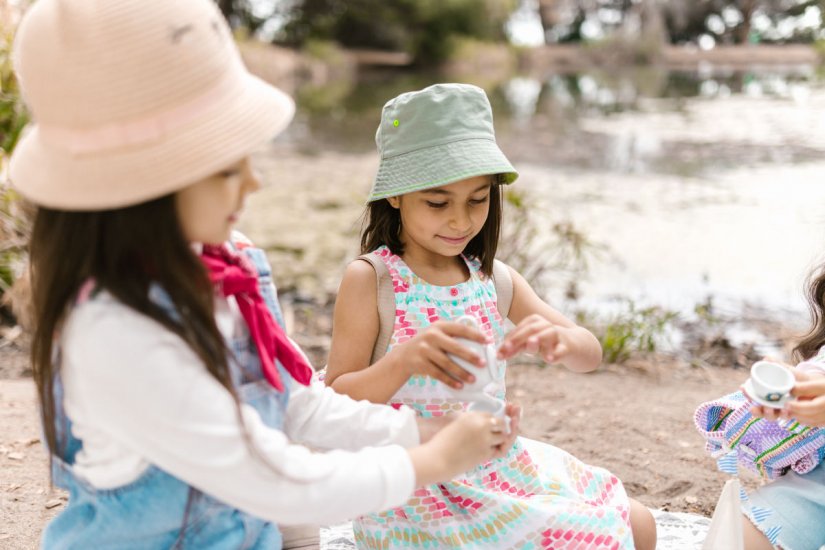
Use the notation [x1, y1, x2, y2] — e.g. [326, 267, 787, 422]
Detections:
[387, 196, 401, 209]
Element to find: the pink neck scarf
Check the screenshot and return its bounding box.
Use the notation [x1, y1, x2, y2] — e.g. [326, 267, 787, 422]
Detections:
[200, 244, 313, 392]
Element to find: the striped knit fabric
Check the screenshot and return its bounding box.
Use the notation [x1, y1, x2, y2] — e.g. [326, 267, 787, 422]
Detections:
[694, 390, 825, 480]
[353, 246, 634, 549]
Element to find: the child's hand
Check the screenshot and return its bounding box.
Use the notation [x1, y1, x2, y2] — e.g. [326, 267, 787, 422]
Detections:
[408, 411, 508, 486]
[415, 415, 453, 444]
[497, 314, 568, 363]
[747, 357, 796, 421]
[492, 402, 521, 459]
[391, 321, 490, 390]
[783, 369, 825, 427]
[416, 402, 521, 454]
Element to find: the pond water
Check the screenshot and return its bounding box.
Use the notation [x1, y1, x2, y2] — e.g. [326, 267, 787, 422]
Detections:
[279, 65, 825, 332]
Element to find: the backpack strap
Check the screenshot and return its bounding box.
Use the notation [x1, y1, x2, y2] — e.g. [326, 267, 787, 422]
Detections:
[492, 259, 513, 320]
[361, 253, 513, 364]
[358, 252, 395, 364]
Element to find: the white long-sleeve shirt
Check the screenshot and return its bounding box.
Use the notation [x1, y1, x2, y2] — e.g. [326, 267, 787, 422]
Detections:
[60, 290, 418, 526]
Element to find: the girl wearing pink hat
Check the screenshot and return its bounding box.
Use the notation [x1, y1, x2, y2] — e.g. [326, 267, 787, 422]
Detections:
[10, 1, 517, 548]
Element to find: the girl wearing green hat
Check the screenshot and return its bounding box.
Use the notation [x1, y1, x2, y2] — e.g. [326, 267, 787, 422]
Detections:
[325, 83, 656, 549]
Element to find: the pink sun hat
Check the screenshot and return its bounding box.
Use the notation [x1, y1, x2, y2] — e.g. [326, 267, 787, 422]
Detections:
[9, 0, 295, 210]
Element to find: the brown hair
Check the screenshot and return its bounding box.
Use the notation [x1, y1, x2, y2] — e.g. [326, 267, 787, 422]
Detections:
[360, 180, 503, 277]
[794, 262, 825, 361]
[29, 195, 237, 465]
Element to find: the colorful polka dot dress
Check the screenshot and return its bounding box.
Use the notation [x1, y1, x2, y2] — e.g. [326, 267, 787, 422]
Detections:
[353, 246, 634, 549]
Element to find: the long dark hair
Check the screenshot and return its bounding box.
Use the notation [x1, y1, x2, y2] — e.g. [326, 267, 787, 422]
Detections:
[794, 261, 825, 361]
[29, 194, 237, 465]
[360, 181, 503, 277]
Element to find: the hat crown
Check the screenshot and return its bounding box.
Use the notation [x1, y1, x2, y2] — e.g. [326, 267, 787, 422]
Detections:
[376, 83, 496, 159]
[14, 0, 240, 129]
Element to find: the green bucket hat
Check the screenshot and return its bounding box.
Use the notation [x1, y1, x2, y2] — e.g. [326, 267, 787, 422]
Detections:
[367, 83, 518, 202]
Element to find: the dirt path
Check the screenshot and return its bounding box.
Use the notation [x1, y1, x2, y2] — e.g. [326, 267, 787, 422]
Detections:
[0, 379, 63, 549]
[1, 359, 749, 549]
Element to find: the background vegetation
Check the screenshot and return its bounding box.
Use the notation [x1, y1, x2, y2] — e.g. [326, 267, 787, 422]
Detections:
[217, 0, 825, 66]
[0, 3, 30, 325]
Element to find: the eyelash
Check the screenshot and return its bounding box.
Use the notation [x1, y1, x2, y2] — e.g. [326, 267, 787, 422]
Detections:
[219, 169, 241, 178]
[426, 196, 489, 209]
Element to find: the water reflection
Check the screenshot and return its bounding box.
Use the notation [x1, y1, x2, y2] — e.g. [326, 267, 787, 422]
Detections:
[280, 66, 825, 325]
[283, 66, 822, 175]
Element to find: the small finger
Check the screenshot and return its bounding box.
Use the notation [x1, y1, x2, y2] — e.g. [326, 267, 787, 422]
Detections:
[790, 379, 825, 398]
[431, 354, 474, 386]
[439, 321, 490, 344]
[543, 338, 567, 363]
[524, 336, 540, 356]
[436, 333, 487, 368]
[786, 395, 825, 415]
[499, 319, 545, 352]
[749, 405, 765, 418]
[432, 369, 464, 390]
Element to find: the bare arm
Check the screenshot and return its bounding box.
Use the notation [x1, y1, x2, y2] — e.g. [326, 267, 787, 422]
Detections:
[498, 266, 602, 373]
[325, 260, 489, 404]
[325, 260, 410, 403]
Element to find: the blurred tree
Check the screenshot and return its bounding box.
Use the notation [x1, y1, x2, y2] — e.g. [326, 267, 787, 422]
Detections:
[216, 0, 282, 35]
[1, 1, 32, 321]
[235, 0, 518, 66]
[533, 0, 825, 45]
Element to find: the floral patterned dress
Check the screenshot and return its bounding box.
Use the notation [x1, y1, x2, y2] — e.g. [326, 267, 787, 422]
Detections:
[353, 246, 634, 549]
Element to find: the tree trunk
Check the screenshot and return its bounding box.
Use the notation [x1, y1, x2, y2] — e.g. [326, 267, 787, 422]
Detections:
[640, 0, 667, 45]
[537, 0, 561, 42]
[735, 0, 756, 44]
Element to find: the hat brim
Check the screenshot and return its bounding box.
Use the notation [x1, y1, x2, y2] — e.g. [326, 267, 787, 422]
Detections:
[368, 138, 518, 202]
[10, 72, 294, 210]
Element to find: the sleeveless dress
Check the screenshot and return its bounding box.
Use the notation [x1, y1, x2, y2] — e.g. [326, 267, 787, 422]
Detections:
[352, 246, 634, 550]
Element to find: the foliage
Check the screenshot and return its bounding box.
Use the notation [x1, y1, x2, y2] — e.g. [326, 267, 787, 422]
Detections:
[0, 6, 31, 318]
[598, 300, 678, 364]
[497, 187, 679, 364]
[539, 0, 825, 46]
[275, 0, 518, 66]
[497, 188, 606, 301]
[1, 17, 28, 158]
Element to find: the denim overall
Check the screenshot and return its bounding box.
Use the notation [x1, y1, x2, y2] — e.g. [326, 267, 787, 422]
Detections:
[43, 245, 291, 549]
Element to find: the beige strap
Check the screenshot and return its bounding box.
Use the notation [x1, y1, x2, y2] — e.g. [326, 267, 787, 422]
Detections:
[492, 259, 513, 320]
[358, 252, 395, 364]
[361, 254, 513, 364]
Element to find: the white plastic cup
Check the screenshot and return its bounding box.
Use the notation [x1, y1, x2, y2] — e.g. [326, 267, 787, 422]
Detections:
[468, 395, 511, 434]
[447, 316, 503, 395]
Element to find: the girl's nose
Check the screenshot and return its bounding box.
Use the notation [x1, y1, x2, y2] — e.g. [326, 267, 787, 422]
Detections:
[241, 160, 262, 194]
[450, 207, 472, 231]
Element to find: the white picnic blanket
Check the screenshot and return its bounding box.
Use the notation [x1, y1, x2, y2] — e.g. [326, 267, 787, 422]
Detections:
[319, 509, 710, 549]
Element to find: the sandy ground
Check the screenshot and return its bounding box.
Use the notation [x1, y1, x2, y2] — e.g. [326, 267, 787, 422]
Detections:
[0, 353, 753, 549]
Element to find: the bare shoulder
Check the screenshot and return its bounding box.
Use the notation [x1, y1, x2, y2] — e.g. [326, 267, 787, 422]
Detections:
[340, 257, 378, 293]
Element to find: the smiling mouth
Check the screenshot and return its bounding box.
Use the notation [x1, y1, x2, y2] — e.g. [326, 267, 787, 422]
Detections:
[439, 235, 470, 244]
